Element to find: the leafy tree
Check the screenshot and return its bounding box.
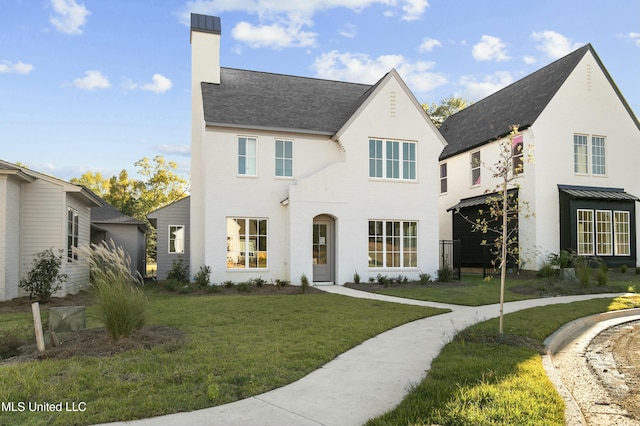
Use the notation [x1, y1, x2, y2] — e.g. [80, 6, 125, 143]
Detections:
[19, 249, 67, 303]
[422, 96, 470, 128]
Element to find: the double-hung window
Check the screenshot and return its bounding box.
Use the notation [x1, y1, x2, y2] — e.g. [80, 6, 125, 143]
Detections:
[471, 151, 481, 186]
[577, 209, 594, 255]
[368, 220, 418, 268]
[227, 218, 268, 269]
[169, 225, 185, 254]
[595, 210, 613, 256]
[439, 163, 448, 194]
[574, 134, 606, 175]
[614, 211, 631, 256]
[67, 207, 79, 261]
[512, 134, 524, 175]
[577, 208, 630, 257]
[238, 137, 257, 176]
[368, 139, 417, 181]
[275, 139, 293, 177]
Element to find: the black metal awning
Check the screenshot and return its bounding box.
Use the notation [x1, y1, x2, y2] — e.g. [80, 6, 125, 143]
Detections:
[558, 185, 640, 202]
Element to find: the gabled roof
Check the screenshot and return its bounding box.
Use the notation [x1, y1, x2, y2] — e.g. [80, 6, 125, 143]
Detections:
[439, 44, 640, 160]
[90, 192, 148, 232]
[201, 68, 374, 135]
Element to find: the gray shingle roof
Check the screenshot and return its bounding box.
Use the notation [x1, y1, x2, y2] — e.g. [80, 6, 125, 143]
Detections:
[201, 68, 375, 135]
[439, 44, 640, 160]
[90, 193, 147, 230]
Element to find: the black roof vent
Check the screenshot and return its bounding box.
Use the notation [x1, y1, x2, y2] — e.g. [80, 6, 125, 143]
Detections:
[191, 14, 221, 34]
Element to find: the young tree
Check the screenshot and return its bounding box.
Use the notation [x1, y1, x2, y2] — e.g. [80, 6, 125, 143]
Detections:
[455, 126, 533, 334]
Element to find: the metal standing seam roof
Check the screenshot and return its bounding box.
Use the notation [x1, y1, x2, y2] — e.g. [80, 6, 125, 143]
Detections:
[201, 67, 376, 135]
[558, 185, 640, 202]
[446, 189, 518, 211]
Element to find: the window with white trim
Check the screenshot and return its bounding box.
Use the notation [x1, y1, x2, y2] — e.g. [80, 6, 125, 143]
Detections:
[238, 137, 257, 176]
[512, 134, 524, 175]
[577, 209, 594, 255]
[67, 207, 79, 261]
[368, 220, 418, 268]
[595, 210, 612, 256]
[368, 139, 417, 180]
[439, 163, 447, 194]
[614, 211, 630, 256]
[471, 151, 481, 186]
[169, 225, 185, 254]
[227, 218, 267, 269]
[573, 134, 606, 176]
[275, 139, 293, 177]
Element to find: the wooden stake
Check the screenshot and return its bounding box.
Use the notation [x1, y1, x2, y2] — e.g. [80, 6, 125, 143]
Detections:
[31, 302, 46, 352]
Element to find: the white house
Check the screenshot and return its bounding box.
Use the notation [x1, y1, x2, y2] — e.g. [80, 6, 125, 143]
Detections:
[0, 160, 101, 301]
[438, 44, 640, 270]
[189, 14, 446, 285]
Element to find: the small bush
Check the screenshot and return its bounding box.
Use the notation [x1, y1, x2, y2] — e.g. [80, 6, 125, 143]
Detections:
[77, 241, 147, 340]
[178, 284, 193, 294]
[353, 271, 360, 284]
[205, 284, 221, 294]
[419, 272, 431, 284]
[537, 263, 556, 279]
[163, 279, 179, 292]
[301, 274, 310, 294]
[250, 277, 266, 287]
[275, 279, 290, 288]
[223, 280, 235, 288]
[376, 274, 391, 287]
[18, 249, 67, 303]
[194, 265, 211, 288]
[395, 274, 408, 284]
[167, 257, 190, 283]
[597, 268, 608, 286]
[577, 266, 592, 288]
[620, 264, 628, 274]
[437, 265, 453, 283]
[368, 277, 375, 283]
[236, 282, 252, 292]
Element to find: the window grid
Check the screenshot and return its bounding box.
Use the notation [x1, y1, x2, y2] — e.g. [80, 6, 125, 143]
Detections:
[275, 139, 293, 177]
[595, 210, 612, 256]
[577, 209, 594, 255]
[238, 137, 257, 176]
[227, 218, 268, 269]
[368, 139, 417, 181]
[573, 134, 589, 174]
[591, 136, 606, 175]
[614, 211, 631, 256]
[368, 220, 418, 268]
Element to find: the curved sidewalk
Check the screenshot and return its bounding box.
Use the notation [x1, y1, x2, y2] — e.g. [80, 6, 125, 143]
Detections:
[103, 287, 625, 426]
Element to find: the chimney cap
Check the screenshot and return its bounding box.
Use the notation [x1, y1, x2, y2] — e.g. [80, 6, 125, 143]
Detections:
[191, 14, 221, 34]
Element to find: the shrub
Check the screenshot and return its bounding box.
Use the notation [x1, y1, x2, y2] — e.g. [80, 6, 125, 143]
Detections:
[167, 257, 189, 283]
[77, 241, 147, 340]
[194, 265, 211, 288]
[300, 274, 310, 294]
[577, 266, 592, 288]
[376, 274, 391, 287]
[19, 248, 67, 303]
[419, 272, 431, 284]
[620, 264, 628, 274]
[547, 250, 577, 269]
[236, 282, 252, 292]
[437, 265, 453, 283]
[163, 279, 179, 292]
[222, 280, 235, 288]
[537, 263, 556, 279]
[275, 279, 290, 288]
[395, 274, 408, 284]
[597, 268, 608, 287]
[636, 267, 640, 275]
[250, 277, 266, 287]
[353, 270, 360, 284]
[368, 277, 375, 283]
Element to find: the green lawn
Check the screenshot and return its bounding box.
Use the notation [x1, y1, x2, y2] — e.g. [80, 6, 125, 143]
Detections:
[367, 294, 640, 425]
[367, 274, 637, 306]
[0, 290, 446, 425]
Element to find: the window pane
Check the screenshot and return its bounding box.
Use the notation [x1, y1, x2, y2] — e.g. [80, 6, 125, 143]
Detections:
[368, 221, 384, 267]
[471, 151, 481, 185]
[577, 209, 594, 255]
[574, 134, 588, 174]
[592, 136, 606, 175]
[275, 140, 293, 177]
[614, 211, 630, 256]
[595, 210, 612, 255]
[402, 142, 416, 180]
[440, 163, 447, 193]
[386, 141, 399, 179]
[369, 140, 383, 178]
[239, 137, 256, 175]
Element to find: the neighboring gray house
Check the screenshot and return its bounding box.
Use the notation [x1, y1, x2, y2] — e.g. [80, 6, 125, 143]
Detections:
[90, 195, 148, 278]
[147, 196, 190, 280]
[0, 159, 102, 301]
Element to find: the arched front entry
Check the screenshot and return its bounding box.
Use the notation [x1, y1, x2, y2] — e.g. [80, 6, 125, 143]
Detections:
[312, 215, 335, 283]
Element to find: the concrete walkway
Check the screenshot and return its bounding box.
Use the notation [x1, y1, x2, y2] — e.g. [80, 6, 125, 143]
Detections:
[102, 287, 628, 426]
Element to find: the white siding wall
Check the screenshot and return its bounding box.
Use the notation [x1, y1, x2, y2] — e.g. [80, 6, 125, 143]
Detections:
[61, 194, 92, 295]
[0, 177, 22, 300]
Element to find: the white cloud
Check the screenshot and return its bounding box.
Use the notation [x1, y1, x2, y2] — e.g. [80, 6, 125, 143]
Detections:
[459, 71, 513, 101]
[312, 50, 447, 95]
[0, 60, 34, 74]
[141, 74, 173, 93]
[73, 70, 110, 90]
[629, 32, 640, 47]
[523, 55, 536, 65]
[531, 31, 582, 59]
[49, 0, 90, 35]
[472, 35, 510, 62]
[231, 20, 317, 49]
[419, 38, 441, 53]
[339, 23, 357, 38]
[179, 1, 430, 47]
[157, 144, 191, 156]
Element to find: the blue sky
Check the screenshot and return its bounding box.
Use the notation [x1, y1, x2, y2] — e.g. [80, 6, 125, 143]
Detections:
[1, 0, 639, 181]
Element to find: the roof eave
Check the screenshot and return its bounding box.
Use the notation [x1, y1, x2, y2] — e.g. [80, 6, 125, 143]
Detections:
[205, 121, 335, 136]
